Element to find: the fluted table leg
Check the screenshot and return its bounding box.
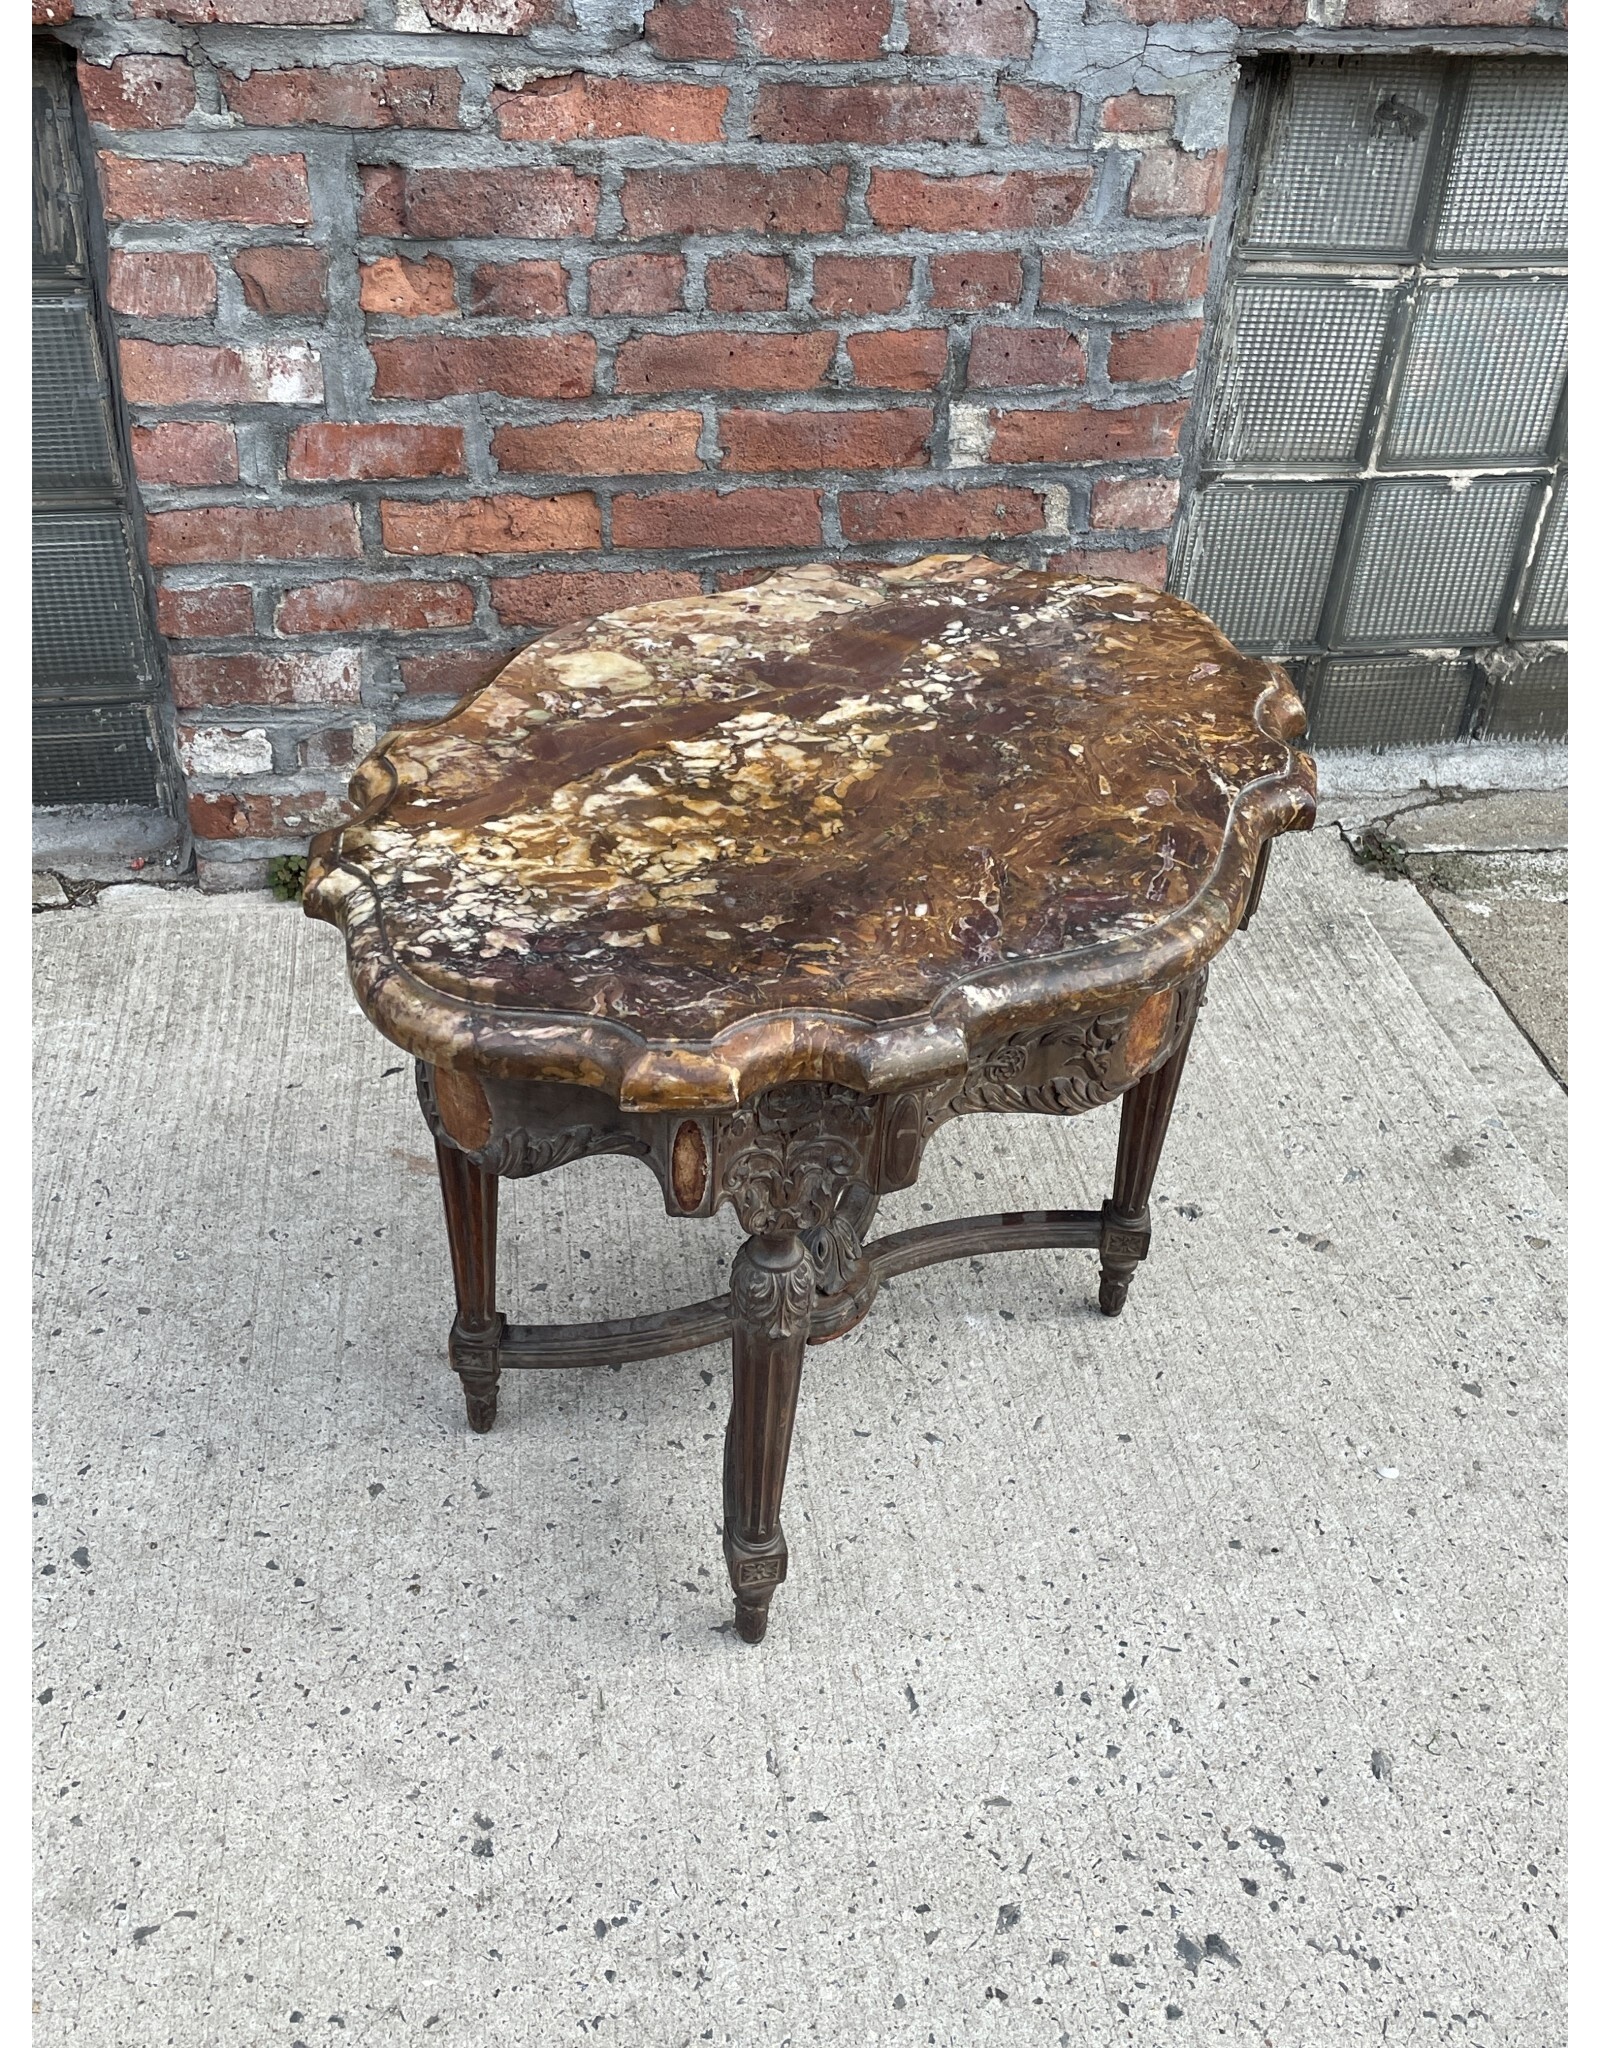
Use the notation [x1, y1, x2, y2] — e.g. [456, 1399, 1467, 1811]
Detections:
[434, 1138, 503, 1433]
[722, 1232, 816, 1643]
[1098, 1004, 1200, 1318]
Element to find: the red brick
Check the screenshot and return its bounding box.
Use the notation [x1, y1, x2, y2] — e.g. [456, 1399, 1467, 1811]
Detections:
[157, 584, 255, 637]
[119, 340, 322, 405]
[929, 251, 1022, 310]
[35, 1, 75, 20]
[705, 254, 787, 313]
[1108, 319, 1202, 383]
[357, 166, 405, 235]
[297, 726, 374, 773]
[420, 0, 560, 25]
[398, 649, 507, 698]
[188, 789, 346, 838]
[107, 250, 215, 318]
[1048, 544, 1168, 584]
[614, 332, 833, 396]
[645, 0, 891, 57]
[642, 0, 737, 55]
[276, 579, 476, 634]
[489, 569, 701, 628]
[360, 253, 456, 317]
[846, 330, 948, 391]
[588, 253, 684, 316]
[221, 65, 460, 129]
[1101, 90, 1175, 134]
[131, 0, 363, 19]
[612, 488, 822, 552]
[719, 408, 931, 473]
[751, 0, 893, 51]
[370, 336, 595, 400]
[905, 0, 1036, 56]
[98, 152, 311, 225]
[811, 256, 910, 316]
[148, 504, 361, 567]
[840, 485, 1044, 544]
[1343, 1, 1534, 22]
[233, 245, 328, 316]
[363, 167, 598, 239]
[492, 413, 704, 476]
[492, 75, 726, 143]
[1090, 476, 1181, 529]
[987, 401, 1187, 464]
[999, 84, 1081, 145]
[751, 83, 984, 145]
[1040, 243, 1209, 309]
[79, 55, 195, 129]
[289, 422, 466, 481]
[130, 421, 239, 486]
[868, 169, 1091, 233]
[170, 647, 360, 704]
[621, 166, 848, 239]
[1128, 147, 1226, 219]
[967, 327, 1086, 389]
[381, 495, 602, 557]
[471, 261, 568, 317]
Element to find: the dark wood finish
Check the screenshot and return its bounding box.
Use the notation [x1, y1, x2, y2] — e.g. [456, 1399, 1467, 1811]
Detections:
[306, 556, 1317, 1641]
[1240, 838, 1274, 931]
[433, 1136, 502, 1434]
[725, 1232, 815, 1643]
[1097, 979, 1204, 1319]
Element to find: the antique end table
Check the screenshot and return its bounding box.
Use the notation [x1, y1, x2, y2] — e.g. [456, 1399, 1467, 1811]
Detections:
[305, 553, 1316, 1644]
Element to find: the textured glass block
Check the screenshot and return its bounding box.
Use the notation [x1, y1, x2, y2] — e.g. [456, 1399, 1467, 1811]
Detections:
[32, 53, 85, 279]
[33, 702, 161, 807]
[1304, 656, 1473, 749]
[1384, 278, 1566, 464]
[1339, 478, 1533, 644]
[33, 296, 121, 496]
[1434, 60, 1567, 259]
[1478, 648, 1566, 741]
[1517, 475, 1566, 637]
[1206, 278, 1396, 466]
[33, 514, 156, 697]
[1173, 482, 1348, 650]
[1241, 57, 1442, 256]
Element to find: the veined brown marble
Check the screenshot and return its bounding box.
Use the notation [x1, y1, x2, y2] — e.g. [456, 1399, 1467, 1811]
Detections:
[306, 554, 1315, 1109]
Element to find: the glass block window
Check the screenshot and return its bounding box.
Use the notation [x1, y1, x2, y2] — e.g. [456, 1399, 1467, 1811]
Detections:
[1172, 54, 1566, 750]
[32, 42, 175, 809]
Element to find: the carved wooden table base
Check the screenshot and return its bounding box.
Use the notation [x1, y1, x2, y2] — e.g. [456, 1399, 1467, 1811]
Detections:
[418, 972, 1206, 1644]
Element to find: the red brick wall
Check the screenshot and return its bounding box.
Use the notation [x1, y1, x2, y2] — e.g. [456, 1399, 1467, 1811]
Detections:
[56, 0, 1563, 884]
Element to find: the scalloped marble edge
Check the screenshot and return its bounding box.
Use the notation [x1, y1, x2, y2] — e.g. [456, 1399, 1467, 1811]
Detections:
[304, 590, 1316, 1114]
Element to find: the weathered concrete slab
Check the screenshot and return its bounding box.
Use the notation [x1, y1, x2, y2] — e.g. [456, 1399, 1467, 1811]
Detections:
[33, 831, 1565, 2048]
[1387, 791, 1568, 854]
[1423, 893, 1568, 1087]
[31, 803, 187, 884]
[1321, 789, 1568, 1093]
[1314, 743, 1566, 807]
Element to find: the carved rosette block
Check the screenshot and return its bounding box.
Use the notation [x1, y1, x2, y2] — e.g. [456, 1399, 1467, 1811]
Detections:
[716, 1082, 877, 1237]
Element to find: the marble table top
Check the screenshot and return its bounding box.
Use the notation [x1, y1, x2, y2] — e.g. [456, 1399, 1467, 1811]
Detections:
[306, 554, 1315, 1109]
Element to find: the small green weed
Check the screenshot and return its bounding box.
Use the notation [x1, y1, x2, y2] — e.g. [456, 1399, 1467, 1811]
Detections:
[268, 854, 308, 902]
[1349, 825, 1409, 880]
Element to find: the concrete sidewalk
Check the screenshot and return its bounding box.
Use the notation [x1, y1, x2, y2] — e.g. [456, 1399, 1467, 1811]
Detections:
[33, 831, 1565, 2048]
